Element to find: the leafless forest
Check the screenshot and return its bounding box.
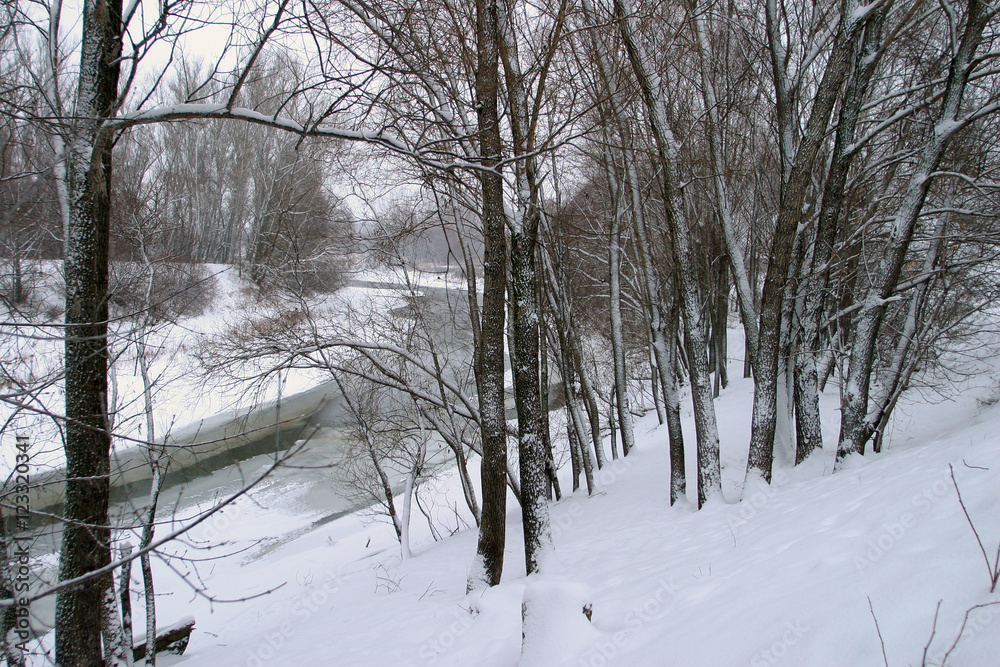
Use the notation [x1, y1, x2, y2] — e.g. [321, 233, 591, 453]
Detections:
[2, 0, 1000, 663]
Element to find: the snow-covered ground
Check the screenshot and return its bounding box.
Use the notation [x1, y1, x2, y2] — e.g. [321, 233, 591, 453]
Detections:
[9, 262, 1000, 665]
[57, 334, 994, 667]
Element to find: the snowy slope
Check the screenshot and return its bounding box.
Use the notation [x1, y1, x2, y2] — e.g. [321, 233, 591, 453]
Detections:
[122, 347, 1000, 667]
[11, 264, 999, 665]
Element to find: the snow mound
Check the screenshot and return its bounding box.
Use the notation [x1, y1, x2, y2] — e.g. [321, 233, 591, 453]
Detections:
[520, 578, 597, 666]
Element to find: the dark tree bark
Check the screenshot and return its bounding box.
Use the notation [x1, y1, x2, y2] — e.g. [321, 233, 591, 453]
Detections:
[792, 5, 887, 464]
[508, 221, 551, 573]
[497, 0, 561, 573]
[469, 0, 508, 590]
[748, 0, 865, 483]
[55, 0, 122, 663]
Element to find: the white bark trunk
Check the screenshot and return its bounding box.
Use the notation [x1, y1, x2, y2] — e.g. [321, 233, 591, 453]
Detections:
[613, 0, 721, 506]
[690, 0, 759, 364]
[602, 146, 637, 458]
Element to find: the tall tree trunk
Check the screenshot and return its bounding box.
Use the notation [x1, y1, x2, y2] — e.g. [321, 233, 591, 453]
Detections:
[689, 0, 759, 365]
[133, 240, 163, 666]
[603, 146, 637, 457]
[748, 0, 864, 482]
[508, 226, 551, 572]
[469, 0, 508, 590]
[56, 1, 123, 663]
[497, 0, 561, 572]
[583, 0, 671, 442]
[614, 0, 720, 506]
[793, 4, 888, 464]
[838, 0, 991, 459]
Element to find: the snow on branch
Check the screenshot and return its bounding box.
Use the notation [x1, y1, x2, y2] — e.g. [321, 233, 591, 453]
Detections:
[110, 104, 482, 173]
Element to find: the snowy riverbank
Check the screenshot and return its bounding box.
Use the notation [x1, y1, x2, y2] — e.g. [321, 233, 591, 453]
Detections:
[78, 335, 1000, 666]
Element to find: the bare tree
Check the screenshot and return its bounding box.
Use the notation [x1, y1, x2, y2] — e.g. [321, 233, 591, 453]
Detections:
[838, 0, 998, 459]
[611, 0, 722, 507]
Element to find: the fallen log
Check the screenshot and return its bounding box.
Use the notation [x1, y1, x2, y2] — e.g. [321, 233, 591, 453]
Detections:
[132, 616, 195, 662]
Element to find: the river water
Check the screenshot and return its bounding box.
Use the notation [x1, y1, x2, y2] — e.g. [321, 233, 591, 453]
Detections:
[20, 280, 475, 633]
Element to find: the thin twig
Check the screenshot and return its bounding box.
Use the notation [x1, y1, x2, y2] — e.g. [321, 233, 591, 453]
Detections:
[868, 596, 890, 667]
[949, 464, 1000, 592]
[921, 599, 942, 666]
[941, 601, 1000, 665]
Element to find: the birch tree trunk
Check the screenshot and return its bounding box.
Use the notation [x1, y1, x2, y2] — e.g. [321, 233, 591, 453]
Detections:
[132, 238, 165, 666]
[138, 448, 164, 667]
[117, 543, 135, 667]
